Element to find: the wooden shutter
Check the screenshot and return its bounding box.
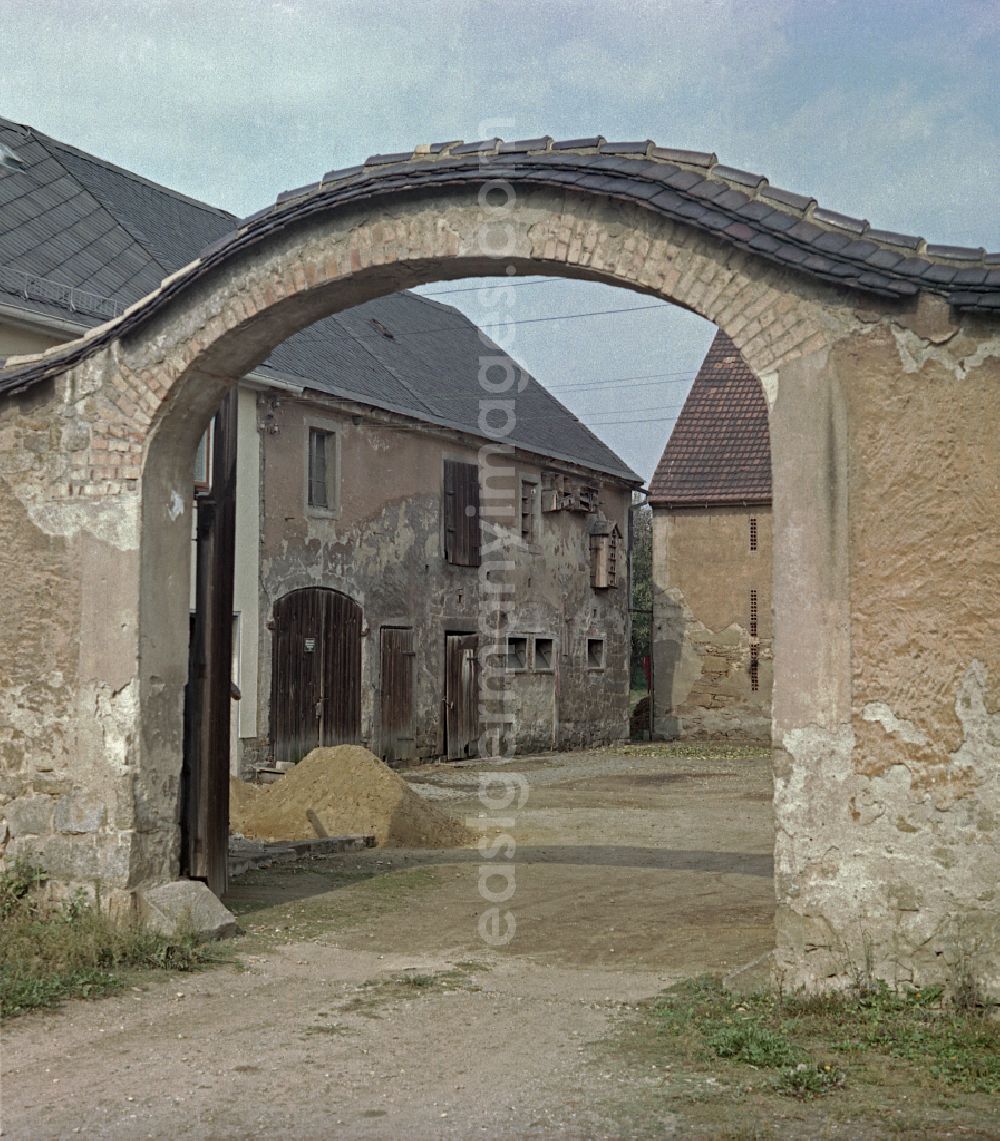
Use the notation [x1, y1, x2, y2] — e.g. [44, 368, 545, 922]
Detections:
[443, 459, 481, 567]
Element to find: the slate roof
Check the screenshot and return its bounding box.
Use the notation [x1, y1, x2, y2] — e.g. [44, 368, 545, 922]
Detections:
[0, 117, 638, 483]
[648, 330, 771, 507]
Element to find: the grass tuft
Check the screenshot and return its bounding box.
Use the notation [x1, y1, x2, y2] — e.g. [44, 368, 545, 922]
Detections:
[639, 975, 1000, 1099]
[0, 862, 227, 1018]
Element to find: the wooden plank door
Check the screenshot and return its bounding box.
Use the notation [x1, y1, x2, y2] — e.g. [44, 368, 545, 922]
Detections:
[445, 633, 479, 760]
[380, 627, 416, 763]
[271, 588, 362, 764]
[181, 389, 237, 897]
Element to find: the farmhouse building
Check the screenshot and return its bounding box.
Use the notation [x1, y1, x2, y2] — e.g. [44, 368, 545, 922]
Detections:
[648, 330, 772, 740]
[0, 117, 641, 775]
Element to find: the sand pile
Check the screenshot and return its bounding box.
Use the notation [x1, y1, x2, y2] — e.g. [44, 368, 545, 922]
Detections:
[230, 745, 473, 848]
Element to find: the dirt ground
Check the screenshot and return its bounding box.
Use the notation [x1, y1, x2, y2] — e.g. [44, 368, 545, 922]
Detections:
[2, 745, 776, 1139]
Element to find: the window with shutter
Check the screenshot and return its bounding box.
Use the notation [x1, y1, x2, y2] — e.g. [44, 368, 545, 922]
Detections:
[306, 426, 338, 512]
[443, 459, 481, 567]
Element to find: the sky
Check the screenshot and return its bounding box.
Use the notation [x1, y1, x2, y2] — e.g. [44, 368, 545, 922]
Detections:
[2, 0, 998, 480]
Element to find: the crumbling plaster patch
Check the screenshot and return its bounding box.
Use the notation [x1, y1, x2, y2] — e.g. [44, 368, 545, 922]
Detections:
[861, 702, 929, 747]
[890, 323, 1000, 378]
[776, 662, 1000, 991]
[89, 678, 140, 772]
[23, 498, 140, 550]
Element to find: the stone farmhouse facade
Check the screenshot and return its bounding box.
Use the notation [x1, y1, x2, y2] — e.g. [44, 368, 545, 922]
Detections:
[0, 117, 640, 781]
[649, 330, 772, 740]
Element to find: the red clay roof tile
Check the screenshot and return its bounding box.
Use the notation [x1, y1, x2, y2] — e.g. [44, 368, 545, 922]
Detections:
[648, 330, 772, 507]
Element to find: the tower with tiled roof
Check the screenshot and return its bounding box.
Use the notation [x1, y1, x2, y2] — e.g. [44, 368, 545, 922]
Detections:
[649, 330, 773, 740]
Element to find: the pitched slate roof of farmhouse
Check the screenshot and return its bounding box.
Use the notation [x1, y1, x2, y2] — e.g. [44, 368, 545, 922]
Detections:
[0, 116, 638, 483]
[648, 330, 771, 506]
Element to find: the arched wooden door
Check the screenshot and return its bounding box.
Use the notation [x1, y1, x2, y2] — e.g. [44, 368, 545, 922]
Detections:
[271, 588, 362, 764]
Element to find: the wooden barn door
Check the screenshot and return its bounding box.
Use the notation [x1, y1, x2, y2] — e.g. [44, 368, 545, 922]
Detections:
[271, 588, 362, 764]
[445, 633, 479, 760]
[380, 627, 416, 764]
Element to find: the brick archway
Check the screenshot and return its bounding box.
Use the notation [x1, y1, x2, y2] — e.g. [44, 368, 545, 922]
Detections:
[1, 138, 998, 993]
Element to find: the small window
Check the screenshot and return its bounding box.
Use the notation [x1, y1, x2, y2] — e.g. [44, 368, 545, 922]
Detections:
[193, 422, 213, 492]
[534, 637, 554, 671]
[507, 635, 528, 672]
[750, 645, 760, 692]
[307, 427, 336, 510]
[519, 477, 539, 543]
[749, 589, 759, 638]
[587, 637, 605, 670]
[231, 613, 241, 686]
[749, 516, 758, 552]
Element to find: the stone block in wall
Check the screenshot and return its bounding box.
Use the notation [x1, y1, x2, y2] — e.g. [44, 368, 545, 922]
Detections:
[8, 831, 132, 887]
[54, 791, 107, 834]
[5, 794, 55, 836]
[29, 772, 76, 796]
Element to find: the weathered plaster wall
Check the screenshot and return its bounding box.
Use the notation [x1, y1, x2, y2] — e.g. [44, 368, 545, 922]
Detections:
[0, 318, 67, 359]
[0, 369, 149, 905]
[652, 506, 772, 740]
[250, 392, 631, 763]
[772, 315, 1000, 995]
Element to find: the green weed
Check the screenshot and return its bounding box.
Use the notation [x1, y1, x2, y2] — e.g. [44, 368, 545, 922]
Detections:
[641, 975, 1000, 1098]
[0, 863, 227, 1018]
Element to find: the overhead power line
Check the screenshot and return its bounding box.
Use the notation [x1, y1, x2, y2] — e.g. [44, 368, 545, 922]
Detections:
[547, 373, 695, 394]
[419, 278, 560, 296]
[584, 414, 681, 426]
[289, 299, 672, 350]
[585, 402, 685, 419]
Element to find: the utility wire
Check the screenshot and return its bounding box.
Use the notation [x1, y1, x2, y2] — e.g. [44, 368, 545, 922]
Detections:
[549, 367, 695, 387]
[584, 414, 681, 426]
[547, 373, 695, 394]
[584, 402, 685, 418]
[418, 278, 560, 296]
[288, 300, 671, 349]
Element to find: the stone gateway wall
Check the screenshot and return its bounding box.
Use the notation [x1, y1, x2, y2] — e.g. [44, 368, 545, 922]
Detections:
[0, 139, 998, 995]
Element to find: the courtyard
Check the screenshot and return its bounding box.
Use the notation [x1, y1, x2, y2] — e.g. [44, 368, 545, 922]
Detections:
[4, 744, 775, 1137]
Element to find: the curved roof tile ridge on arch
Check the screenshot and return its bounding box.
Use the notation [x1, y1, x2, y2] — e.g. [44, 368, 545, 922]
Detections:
[648, 329, 771, 508]
[3, 134, 1000, 399]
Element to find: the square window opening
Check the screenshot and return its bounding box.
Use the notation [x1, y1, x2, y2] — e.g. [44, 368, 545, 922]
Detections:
[587, 637, 606, 670]
[507, 635, 528, 672]
[534, 637, 554, 671]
